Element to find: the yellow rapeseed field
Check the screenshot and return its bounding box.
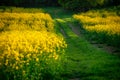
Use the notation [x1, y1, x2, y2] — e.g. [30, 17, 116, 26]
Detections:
[73, 10, 120, 36]
[0, 10, 67, 79]
[0, 31, 67, 71]
[0, 13, 54, 31]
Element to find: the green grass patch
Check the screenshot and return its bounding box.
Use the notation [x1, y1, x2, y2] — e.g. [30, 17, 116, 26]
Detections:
[56, 18, 120, 80]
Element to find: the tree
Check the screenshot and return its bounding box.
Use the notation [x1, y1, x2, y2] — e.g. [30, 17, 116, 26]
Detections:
[58, 0, 115, 11]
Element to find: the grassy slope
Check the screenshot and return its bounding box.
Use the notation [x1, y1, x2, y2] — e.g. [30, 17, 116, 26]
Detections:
[44, 7, 120, 80]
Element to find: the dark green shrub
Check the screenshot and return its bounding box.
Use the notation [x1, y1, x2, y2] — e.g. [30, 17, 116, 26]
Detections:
[0, 0, 59, 7]
[58, 0, 114, 11]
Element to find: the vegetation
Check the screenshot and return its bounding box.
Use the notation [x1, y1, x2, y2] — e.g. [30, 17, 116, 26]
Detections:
[0, 31, 67, 80]
[73, 6, 120, 48]
[44, 7, 120, 80]
[1, 0, 120, 10]
[0, 12, 54, 31]
[0, 0, 59, 7]
[0, 1, 120, 80]
[56, 18, 120, 80]
[58, 0, 120, 11]
[0, 8, 67, 80]
[0, 6, 44, 13]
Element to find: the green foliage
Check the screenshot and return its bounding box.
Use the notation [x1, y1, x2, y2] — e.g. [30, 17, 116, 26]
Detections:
[58, 0, 117, 11]
[0, 0, 59, 7]
[0, 0, 119, 9]
[56, 18, 120, 80]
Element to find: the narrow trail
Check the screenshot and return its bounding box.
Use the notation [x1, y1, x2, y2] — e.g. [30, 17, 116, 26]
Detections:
[56, 19, 81, 80]
[55, 17, 120, 80]
[56, 19, 120, 80]
[68, 22, 120, 55]
[66, 20, 120, 55]
[55, 18, 84, 80]
[45, 8, 120, 80]
[55, 20, 68, 38]
[68, 23, 81, 37]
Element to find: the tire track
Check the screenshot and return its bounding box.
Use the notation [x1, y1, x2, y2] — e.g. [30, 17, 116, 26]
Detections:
[55, 19, 69, 38]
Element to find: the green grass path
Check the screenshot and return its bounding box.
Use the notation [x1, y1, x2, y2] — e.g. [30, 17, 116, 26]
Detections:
[44, 7, 120, 80]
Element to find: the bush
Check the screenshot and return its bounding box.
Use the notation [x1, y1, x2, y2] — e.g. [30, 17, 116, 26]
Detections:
[58, 0, 114, 11]
[0, 31, 67, 80]
[0, 0, 59, 7]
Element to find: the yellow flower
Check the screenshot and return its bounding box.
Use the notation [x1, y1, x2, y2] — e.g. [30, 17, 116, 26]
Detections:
[36, 58, 39, 62]
[20, 54, 24, 58]
[26, 54, 31, 58]
[53, 53, 59, 60]
[16, 66, 19, 70]
[26, 63, 29, 65]
[0, 12, 67, 74]
[5, 60, 8, 66]
[73, 11, 120, 35]
[16, 57, 20, 61]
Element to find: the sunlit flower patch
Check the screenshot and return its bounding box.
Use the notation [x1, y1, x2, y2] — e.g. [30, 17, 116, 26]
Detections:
[0, 13, 54, 32]
[73, 9, 120, 47]
[0, 31, 67, 79]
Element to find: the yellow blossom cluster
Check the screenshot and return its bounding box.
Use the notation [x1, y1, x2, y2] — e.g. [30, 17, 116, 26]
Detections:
[73, 11, 120, 36]
[0, 8, 67, 79]
[0, 31, 67, 72]
[0, 12, 54, 32]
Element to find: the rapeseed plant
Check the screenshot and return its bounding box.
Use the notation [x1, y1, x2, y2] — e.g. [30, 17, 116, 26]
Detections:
[0, 31, 67, 80]
[73, 8, 120, 47]
[0, 10, 67, 79]
[0, 13, 54, 32]
[73, 12, 120, 35]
